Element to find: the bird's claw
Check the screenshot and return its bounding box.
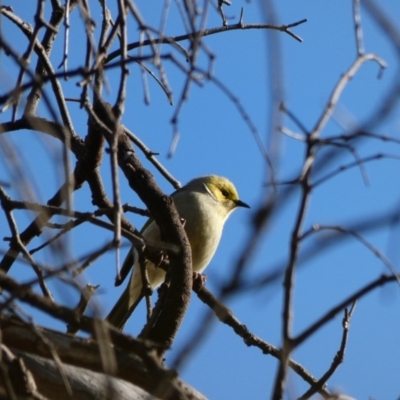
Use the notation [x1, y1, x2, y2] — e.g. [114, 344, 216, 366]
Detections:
[192, 272, 207, 291]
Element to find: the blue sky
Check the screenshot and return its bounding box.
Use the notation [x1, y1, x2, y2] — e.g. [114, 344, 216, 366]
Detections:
[1, 1, 400, 399]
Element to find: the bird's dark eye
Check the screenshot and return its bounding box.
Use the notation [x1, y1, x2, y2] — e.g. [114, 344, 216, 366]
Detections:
[221, 189, 229, 198]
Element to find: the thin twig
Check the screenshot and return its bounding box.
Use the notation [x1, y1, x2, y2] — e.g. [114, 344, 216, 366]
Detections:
[313, 153, 400, 188]
[58, 0, 70, 73]
[298, 303, 356, 399]
[301, 224, 400, 286]
[66, 284, 100, 334]
[0, 187, 53, 299]
[353, 0, 364, 55]
[106, 19, 308, 63]
[11, 0, 45, 121]
[294, 275, 396, 346]
[311, 53, 386, 139]
[124, 128, 181, 189]
[192, 285, 332, 398]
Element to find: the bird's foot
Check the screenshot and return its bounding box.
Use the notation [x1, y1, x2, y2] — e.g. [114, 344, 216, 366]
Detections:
[153, 251, 169, 272]
[192, 272, 207, 291]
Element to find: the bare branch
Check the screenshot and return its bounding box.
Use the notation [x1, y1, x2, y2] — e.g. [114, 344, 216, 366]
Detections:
[294, 275, 397, 346]
[298, 303, 356, 399]
[106, 19, 308, 63]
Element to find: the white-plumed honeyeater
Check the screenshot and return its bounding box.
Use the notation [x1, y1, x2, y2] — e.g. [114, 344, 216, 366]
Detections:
[106, 175, 250, 330]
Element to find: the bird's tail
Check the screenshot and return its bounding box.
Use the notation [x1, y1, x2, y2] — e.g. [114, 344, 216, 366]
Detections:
[106, 280, 143, 331]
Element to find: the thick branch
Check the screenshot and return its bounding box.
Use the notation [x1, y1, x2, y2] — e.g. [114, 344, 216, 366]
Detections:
[90, 101, 192, 353]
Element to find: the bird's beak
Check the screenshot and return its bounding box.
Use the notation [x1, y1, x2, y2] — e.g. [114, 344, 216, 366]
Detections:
[235, 199, 250, 209]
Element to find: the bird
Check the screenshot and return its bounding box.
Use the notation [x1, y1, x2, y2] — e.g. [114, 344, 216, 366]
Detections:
[106, 175, 250, 330]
